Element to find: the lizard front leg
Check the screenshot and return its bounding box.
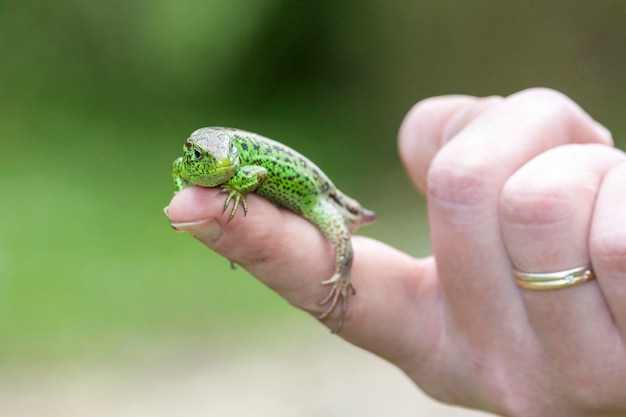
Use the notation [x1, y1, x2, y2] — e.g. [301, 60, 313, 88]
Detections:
[220, 165, 268, 221]
[172, 157, 190, 192]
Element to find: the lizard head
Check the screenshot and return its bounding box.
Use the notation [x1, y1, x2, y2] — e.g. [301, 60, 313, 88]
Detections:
[181, 127, 240, 186]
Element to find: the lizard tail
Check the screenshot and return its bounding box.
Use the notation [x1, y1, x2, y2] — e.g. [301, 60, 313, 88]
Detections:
[360, 207, 377, 226]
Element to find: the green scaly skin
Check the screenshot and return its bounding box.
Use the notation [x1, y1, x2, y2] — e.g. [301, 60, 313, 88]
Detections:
[172, 127, 376, 333]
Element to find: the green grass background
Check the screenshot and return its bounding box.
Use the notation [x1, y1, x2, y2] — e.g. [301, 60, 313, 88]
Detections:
[1, 0, 625, 364]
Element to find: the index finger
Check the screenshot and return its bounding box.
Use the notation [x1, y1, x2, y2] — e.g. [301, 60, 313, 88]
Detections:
[165, 186, 430, 356]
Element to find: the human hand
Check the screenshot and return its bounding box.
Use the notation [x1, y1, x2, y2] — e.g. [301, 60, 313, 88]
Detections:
[166, 88, 626, 416]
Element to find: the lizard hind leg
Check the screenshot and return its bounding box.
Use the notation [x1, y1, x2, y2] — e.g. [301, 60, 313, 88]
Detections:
[317, 272, 356, 333]
[306, 199, 356, 333]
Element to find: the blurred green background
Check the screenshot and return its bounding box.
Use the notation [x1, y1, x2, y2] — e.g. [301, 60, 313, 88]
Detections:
[1, 0, 625, 366]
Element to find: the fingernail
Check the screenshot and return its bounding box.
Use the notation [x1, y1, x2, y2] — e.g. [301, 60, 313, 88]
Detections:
[170, 218, 224, 246]
[163, 205, 224, 245]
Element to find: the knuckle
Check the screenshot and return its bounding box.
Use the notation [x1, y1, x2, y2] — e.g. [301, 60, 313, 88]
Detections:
[514, 86, 567, 99]
[501, 161, 597, 230]
[507, 88, 582, 131]
[500, 180, 572, 228]
[511, 87, 573, 111]
[427, 151, 500, 221]
[398, 97, 448, 151]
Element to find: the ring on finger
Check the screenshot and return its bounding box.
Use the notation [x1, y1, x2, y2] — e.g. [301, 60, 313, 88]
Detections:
[514, 265, 595, 290]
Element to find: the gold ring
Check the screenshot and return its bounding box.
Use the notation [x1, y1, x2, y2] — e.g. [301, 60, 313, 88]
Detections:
[514, 265, 595, 290]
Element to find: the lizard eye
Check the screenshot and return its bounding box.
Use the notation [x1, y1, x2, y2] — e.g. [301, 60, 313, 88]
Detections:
[192, 148, 203, 161]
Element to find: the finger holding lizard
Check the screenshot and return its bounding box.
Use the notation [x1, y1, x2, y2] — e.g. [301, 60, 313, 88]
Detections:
[166, 185, 430, 363]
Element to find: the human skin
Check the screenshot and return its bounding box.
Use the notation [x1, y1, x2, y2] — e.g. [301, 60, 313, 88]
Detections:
[166, 88, 626, 416]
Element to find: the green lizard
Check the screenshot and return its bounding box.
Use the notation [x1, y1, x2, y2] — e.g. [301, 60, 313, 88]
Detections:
[172, 127, 376, 333]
